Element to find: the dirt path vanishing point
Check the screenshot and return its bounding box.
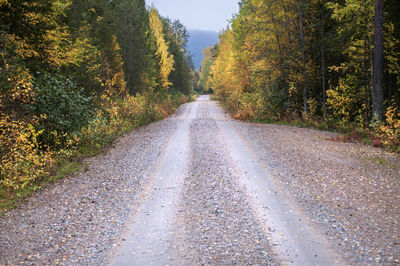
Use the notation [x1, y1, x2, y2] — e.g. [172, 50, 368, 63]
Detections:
[1, 95, 399, 265]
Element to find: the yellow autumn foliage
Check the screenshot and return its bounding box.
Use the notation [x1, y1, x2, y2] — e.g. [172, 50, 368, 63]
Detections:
[373, 106, 400, 152]
[149, 8, 175, 90]
[0, 114, 53, 190]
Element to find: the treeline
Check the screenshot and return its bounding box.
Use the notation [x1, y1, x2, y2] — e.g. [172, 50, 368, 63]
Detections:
[0, 0, 194, 191]
[203, 0, 400, 151]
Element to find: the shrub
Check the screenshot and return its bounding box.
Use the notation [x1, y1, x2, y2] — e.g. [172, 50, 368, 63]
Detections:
[157, 92, 188, 118]
[79, 93, 168, 152]
[373, 106, 400, 153]
[0, 35, 53, 190]
[0, 115, 53, 190]
[29, 72, 95, 148]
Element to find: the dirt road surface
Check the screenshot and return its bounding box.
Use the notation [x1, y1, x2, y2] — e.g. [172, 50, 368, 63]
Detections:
[1, 95, 399, 265]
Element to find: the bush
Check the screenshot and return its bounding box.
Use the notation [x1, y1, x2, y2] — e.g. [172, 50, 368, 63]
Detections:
[231, 93, 259, 120]
[157, 92, 188, 118]
[0, 37, 53, 190]
[221, 92, 272, 121]
[77, 91, 190, 156]
[29, 72, 95, 148]
[326, 76, 367, 127]
[0, 115, 53, 190]
[373, 106, 400, 153]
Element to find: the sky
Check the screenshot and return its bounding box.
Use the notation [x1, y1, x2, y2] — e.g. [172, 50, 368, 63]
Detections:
[147, 0, 240, 32]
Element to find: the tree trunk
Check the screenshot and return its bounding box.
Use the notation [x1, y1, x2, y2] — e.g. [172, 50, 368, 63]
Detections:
[320, 9, 326, 119]
[299, 2, 308, 115]
[372, 0, 384, 122]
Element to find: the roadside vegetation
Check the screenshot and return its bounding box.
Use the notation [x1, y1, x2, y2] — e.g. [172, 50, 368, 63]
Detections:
[200, 0, 400, 153]
[0, 0, 197, 213]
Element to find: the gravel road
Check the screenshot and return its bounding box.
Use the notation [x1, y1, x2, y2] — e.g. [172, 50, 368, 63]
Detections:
[1, 95, 399, 265]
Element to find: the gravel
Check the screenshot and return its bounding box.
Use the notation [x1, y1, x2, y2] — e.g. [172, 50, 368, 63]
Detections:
[0, 112, 179, 265]
[1, 95, 399, 265]
[233, 121, 400, 265]
[174, 114, 277, 265]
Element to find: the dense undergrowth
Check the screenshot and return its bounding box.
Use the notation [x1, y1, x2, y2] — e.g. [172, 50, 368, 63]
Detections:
[0, 92, 194, 215]
[214, 93, 400, 153]
[202, 0, 400, 154]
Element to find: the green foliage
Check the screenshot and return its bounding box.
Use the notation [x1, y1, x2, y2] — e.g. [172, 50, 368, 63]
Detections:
[164, 19, 194, 95]
[207, 0, 400, 153]
[113, 0, 150, 94]
[29, 72, 94, 148]
[326, 0, 374, 124]
[0, 30, 54, 191]
[67, 0, 127, 97]
[0, 0, 55, 66]
[0, 0, 194, 198]
[199, 47, 214, 93]
[192, 70, 201, 93]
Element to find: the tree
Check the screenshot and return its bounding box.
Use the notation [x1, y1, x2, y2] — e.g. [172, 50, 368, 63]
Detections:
[319, 2, 327, 118]
[372, 0, 384, 122]
[113, 0, 150, 94]
[209, 0, 399, 124]
[163, 18, 193, 95]
[299, 0, 308, 115]
[149, 8, 174, 90]
[327, 0, 375, 124]
[0, 0, 194, 190]
[200, 47, 214, 92]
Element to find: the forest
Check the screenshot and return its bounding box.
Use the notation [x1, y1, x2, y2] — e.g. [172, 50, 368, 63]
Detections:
[200, 0, 400, 152]
[0, 0, 195, 193]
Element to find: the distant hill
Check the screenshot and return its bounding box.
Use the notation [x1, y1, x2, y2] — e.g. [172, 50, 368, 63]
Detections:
[187, 29, 219, 70]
